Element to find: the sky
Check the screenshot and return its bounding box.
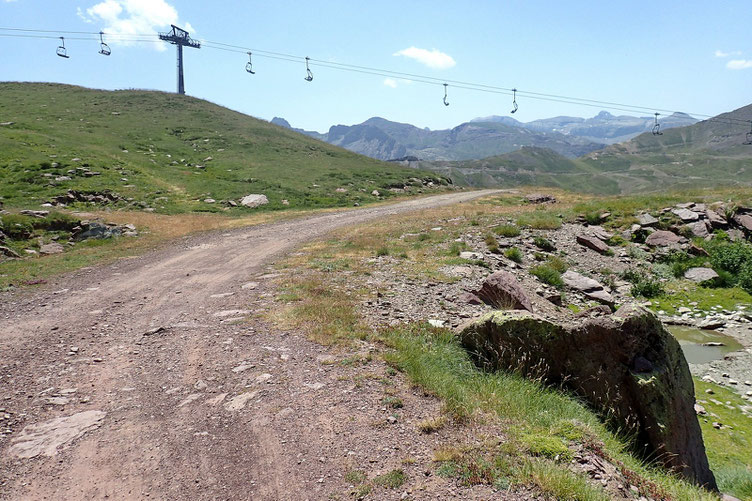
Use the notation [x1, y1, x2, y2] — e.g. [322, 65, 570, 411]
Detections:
[0, 1, 750, 132]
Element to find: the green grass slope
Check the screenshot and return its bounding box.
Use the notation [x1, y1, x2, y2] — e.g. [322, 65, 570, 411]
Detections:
[414, 146, 621, 194]
[0, 82, 448, 213]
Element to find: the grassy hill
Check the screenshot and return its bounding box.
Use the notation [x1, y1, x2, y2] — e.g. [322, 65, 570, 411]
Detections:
[410, 147, 621, 194]
[0, 82, 449, 213]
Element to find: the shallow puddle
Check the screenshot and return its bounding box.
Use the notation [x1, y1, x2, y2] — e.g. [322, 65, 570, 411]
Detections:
[668, 326, 744, 365]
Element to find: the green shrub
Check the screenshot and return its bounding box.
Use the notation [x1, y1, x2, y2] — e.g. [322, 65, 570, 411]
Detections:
[447, 241, 468, 256]
[704, 269, 735, 289]
[620, 269, 642, 283]
[504, 247, 523, 263]
[710, 241, 752, 274]
[630, 276, 665, 298]
[517, 213, 562, 230]
[546, 256, 568, 274]
[739, 264, 752, 295]
[39, 212, 80, 232]
[583, 211, 602, 226]
[494, 224, 521, 237]
[376, 246, 390, 257]
[485, 234, 500, 253]
[0, 214, 34, 240]
[373, 469, 406, 489]
[530, 264, 563, 287]
[533, 236, 556, 252]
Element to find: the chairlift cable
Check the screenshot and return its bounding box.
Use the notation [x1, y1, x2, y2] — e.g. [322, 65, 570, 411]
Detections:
[2, 26, 751, 128]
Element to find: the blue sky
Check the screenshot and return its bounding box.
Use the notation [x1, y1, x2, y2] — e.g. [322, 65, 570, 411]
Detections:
[1, 1, 750, 132]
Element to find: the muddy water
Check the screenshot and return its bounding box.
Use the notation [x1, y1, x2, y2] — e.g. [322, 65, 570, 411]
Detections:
[668, 326, 744, 365]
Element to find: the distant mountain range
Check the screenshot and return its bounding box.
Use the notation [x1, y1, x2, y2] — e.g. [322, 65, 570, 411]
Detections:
[410, 104, 752, 194]
[472, 111, 698, 144]
[271, 111, 697, 163]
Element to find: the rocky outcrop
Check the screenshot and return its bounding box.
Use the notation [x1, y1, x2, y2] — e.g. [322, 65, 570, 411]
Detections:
[474, 271, 533, 312]
[458, 305, 717, 489]
[525, 193, 556, 204]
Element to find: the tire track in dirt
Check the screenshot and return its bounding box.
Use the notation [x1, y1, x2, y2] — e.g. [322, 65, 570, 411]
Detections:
[0, 190, 507, 500]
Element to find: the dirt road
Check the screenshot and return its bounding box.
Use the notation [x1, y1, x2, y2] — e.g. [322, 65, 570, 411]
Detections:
[0, 190, 505, 500]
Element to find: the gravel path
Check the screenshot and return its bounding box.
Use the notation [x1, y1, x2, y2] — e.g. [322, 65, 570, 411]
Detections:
[0, 190, 523, 501]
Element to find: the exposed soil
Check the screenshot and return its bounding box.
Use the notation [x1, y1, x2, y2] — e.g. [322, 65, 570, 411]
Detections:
[0, 190, 556, 501]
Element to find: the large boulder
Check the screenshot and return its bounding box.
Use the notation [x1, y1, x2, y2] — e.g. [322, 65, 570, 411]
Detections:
[474, 271, 533, 312]
[459, 305, 716, 489]
[239, 194, 269, 208]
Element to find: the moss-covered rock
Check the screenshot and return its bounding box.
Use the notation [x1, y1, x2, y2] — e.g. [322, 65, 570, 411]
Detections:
[459, 304, 717, 490]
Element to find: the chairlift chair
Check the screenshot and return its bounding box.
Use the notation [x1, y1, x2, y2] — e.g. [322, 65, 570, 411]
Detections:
[98, 32, 111, 56]
[652, 112, 663, 135]
[511, 88, 518, 114]
[245, 52, 255, 74]
[56, 37, 69, 58]
[443, 83, 449, 106]
[304, 57, 313, 82]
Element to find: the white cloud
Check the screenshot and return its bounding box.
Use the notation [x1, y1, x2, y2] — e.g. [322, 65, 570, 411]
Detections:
[78, 0, 191, 51]
[383, 78, 398, 88]
[393, 46, 456, 69]
[727, 59, 752, 70]
[715, 49, 742, 58]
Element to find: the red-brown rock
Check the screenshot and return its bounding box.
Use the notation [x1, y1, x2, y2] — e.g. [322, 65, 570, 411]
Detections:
[475, 271, 533, 312]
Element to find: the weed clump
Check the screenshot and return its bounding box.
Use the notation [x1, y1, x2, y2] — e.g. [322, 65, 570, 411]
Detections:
[533, 236, 556, 252]
[530, 264, 563, 288]
[504, 247, 523, 263]
[495, 224, 521, 237]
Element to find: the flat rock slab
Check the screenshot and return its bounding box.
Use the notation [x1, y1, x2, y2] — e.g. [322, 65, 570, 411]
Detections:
[39, 242, 65, 255]
[645, 230, 685, 247]
[687, 221, 710, 238]
[8, 410, 106, 459]
[588, 225, 613, 241]
[684, 267, 719, 283]
[706, 209, 727, 228]
[734, 214, 752, 232]
[637, 213, 659, 227]
[561, 270, 602, 292]
[672, 208, 700, 222]
[576, 234, 610, 254]
[459, 251, 483, 260]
